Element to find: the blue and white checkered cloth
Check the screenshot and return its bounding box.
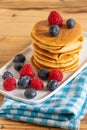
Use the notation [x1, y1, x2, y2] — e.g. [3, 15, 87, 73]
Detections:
[0, 67, 87, 130]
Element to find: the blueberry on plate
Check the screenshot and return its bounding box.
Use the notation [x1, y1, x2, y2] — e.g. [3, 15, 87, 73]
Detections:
[47, 80, 58, 91]
[2, 71, 13, 80]
[14, 62, 24, 71]
[49, 25, 60, 37]
[18, 76, 31, 89]
[38, 68, 49, 80]
[13, 54, 26, 63]
[66, 18, 76, 28]
[24, 88, 37, 99]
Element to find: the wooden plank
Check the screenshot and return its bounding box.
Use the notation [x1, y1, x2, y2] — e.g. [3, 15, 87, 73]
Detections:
[0, 0, 86, 9]
[0, 127, 49, 130]
[0, 37, 31, 67]
[0, 128, 48, 130]
[0, 95, 3, 104]
[0, 123, 49, 129]
[0, 118, 40, 126]
[0, 9, 87, 38]
[0, 37, 31, 54]
[50, 128, 64, 130]
[0, 118, 49, 130]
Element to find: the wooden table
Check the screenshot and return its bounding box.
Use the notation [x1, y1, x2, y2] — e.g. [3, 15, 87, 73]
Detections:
[0, 0, 87, 130]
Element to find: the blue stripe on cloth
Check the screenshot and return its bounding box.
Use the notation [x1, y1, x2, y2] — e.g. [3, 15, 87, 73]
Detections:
[0, 67, 87, 130]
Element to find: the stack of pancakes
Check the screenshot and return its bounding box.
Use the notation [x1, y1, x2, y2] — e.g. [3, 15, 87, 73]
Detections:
[31, 20, 84, 72]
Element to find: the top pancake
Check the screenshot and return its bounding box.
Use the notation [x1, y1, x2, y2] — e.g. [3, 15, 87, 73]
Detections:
[31, 20, 82, 47]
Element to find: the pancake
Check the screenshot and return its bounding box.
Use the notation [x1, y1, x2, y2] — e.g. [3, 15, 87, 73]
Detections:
[33, 43, 58, 59]
[31, 56, 78, 72]
[31, 33, 62, 49]
[31, 18, 83, 73]
[31, 20, 82, 47]
[33, 43, 82, 59]
[32, 33, 84, 51]
[33, 40, 83, 53]
[33, 51, 79, 64]
[33, 53, 79, 68]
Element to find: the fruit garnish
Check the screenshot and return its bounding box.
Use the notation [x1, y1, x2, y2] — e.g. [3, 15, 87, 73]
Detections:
[14, 62, 24, 72]
[47, 80, 58, 91]
[48, 11, 63, 26]
[24, 88, 37, 99]
[13, 54, 25, 63]
[18, 76, 31, 89]
[30, 77, 43, 90]
[66, 18, 76, 28]
[49, 25, 60, 37]
[20, 64, 35, 78]
[49, 69, 63, 82]
[3, 77, 16, 91]
[38, 68, 49, 80]
[2, 71, 13, 80]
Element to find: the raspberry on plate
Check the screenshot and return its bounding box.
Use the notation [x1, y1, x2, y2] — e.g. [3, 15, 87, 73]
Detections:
[30, 77, 43, 90]
[3, 77, 16, 91]
[49, 69, 63, 82]
[48, 11, 63, 26]
[20, 64, 35, 78]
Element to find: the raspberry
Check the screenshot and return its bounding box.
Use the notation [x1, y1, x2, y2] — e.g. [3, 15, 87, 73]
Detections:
[3, 77, 16, 91]
[20, 64, 35, 78]
[48, 11, 63, 26]
[49, 69, 63, 82]
[30, 77, 43, 90]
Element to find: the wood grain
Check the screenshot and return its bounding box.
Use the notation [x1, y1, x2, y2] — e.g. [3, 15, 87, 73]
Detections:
[0, 0, 87, 10]
[0, 0, 87, 130]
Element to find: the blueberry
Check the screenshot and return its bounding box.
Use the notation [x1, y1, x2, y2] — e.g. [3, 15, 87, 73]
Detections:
[24, 88, 37, 99]
[2, 71, 13, 80]
[14, 62, 24, 71]
[47, 80, 58, 91]
[49, 25, 60, 37]
[38, 69, 49, 80]
[13, 54, 25, 63]
[18, 76, 31, 89]
[66, 19, 75, 28]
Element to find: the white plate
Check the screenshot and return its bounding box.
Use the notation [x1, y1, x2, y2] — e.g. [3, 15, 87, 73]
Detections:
[0, 32, 87, 104]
